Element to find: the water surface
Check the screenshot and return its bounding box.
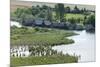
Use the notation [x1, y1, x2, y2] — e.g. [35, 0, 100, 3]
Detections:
[52, 30, 95, 62]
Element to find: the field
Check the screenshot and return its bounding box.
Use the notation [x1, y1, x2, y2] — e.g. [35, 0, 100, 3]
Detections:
[65, 14, 85, 20]
[11, 27, 76, 46]
[11, 0, 95, 12]
[11, 0, 33, 12]
[11, 55, 78, 66]
[10, 27, 78, 66]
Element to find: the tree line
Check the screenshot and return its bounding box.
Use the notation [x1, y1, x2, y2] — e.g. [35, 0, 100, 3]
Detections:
[11, 3, 95, 31]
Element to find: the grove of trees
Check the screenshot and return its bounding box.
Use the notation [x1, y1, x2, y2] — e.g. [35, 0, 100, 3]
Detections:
[11, 3, 95, 31]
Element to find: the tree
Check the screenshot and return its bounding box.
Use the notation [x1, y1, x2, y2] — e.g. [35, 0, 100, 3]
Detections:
[55, 3, 65, 22]
[20, 13, 34, 26]
[32, 6, 40, 16]
[73, 5, 80, 13]
[13, 7, 33, 23]
[84, 15, 87, 20]
[42, 5, 49, 10]
[47, 7, 53, 22]
[83, 8, 87, 12]
[14, 8, 24, 18]
[68, 18, 76, 24]
[14, 8, 32, 18]
[84, 14, 95, 27]
[77, 18, 81, 23]
[24, 8, 32, 15]
[38, 10, 46, 19]
[65, 6, 71, 13]
[36, 5, 40, 8]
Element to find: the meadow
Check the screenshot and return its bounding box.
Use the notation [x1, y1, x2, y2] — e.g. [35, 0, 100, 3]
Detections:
[11, 55, 78, 66]
[65, 14, 85, 20]
[11, 27, 76, 46]
[10, 27, 79, 66]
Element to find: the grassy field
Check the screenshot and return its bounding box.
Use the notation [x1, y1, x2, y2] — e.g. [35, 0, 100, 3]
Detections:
[65, 14, 85, 20]
[65, 13, 85, 24]
[11, 27, 76, 46]
[11, 0, 33, 12]
[10, 27, 78, 66]
[11, 55, 78, 66]
[52, 12, 85, 20]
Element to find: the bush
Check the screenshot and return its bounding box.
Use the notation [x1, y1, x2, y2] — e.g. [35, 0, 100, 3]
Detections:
[84, 14, 95, 27]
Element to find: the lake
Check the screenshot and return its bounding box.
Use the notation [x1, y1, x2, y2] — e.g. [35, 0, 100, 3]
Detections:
[52, 30, 95, 63]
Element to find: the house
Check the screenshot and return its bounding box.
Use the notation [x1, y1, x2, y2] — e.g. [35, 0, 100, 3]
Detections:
[58, 22, 66, 28]
[52, 22, 60, 28]
[34, 19, 43, 26]
[22, 18, 34, 26]
[75, 24, 84, 30]
[44, 20, 52, 26]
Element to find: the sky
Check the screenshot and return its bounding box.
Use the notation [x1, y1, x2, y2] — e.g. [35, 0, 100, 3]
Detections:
[20, 0, 95, 5]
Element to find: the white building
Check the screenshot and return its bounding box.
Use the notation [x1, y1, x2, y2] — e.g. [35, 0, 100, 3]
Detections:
[11, 21, 22, 28]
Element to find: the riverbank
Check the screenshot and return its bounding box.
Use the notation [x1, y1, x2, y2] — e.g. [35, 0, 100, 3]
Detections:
[11, 27, 77, 46]
[11, 55, 78, 66]
[11, 27, 79, 66]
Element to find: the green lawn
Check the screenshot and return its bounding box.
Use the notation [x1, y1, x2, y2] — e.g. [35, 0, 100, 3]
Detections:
[65, 14, 85, 20]
[11, 55, 78, 66]
[52, 12, 86, 23]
